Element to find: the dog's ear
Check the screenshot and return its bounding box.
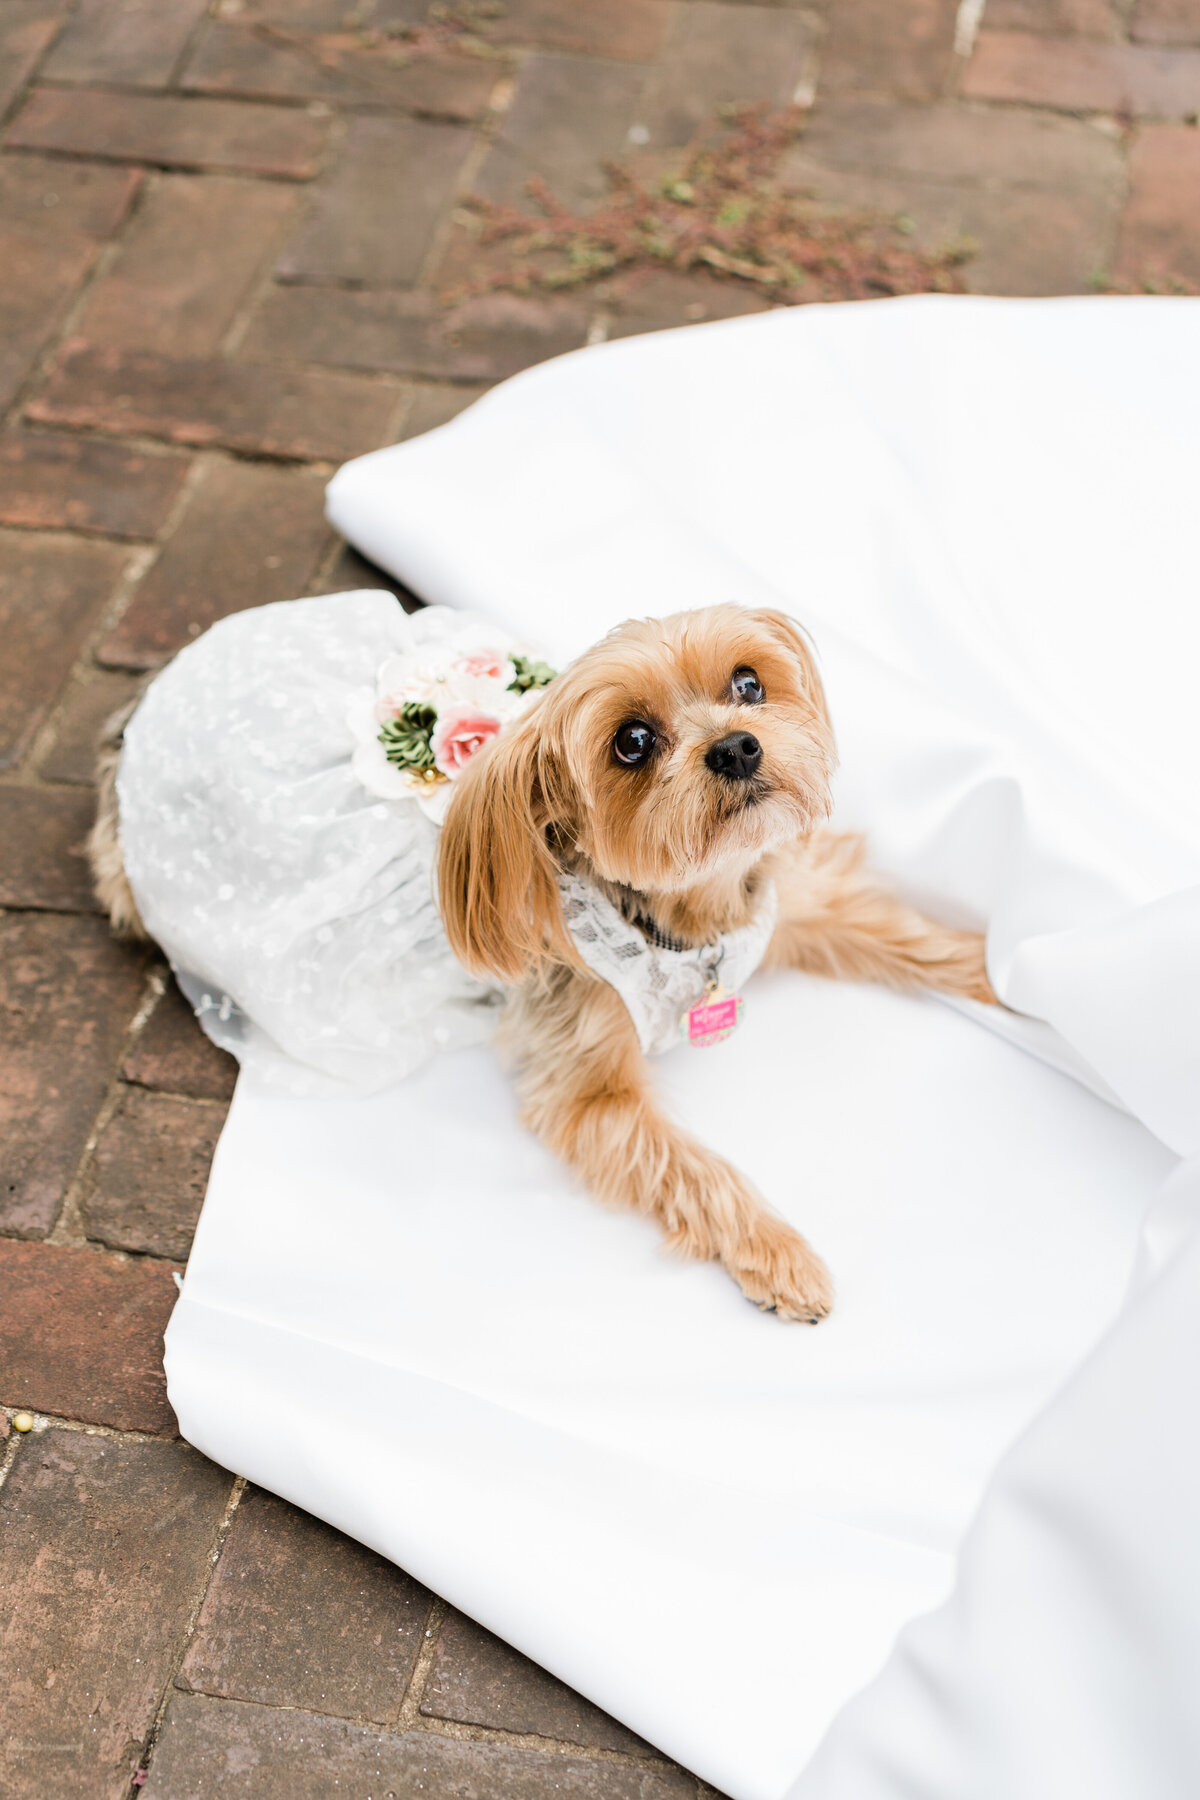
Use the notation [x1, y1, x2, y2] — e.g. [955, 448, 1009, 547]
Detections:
[748, 608, 832, 729]
[436, 710, 577, 982]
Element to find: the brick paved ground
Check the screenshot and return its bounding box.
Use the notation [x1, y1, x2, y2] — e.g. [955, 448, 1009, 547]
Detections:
[1, 1, 1197, 1795]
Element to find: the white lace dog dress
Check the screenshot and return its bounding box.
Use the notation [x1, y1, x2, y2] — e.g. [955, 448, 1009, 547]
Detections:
[117, 591, 776, 1093]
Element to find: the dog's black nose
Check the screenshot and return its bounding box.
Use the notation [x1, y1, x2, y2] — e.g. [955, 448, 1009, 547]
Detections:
[706, 732, 762, 781]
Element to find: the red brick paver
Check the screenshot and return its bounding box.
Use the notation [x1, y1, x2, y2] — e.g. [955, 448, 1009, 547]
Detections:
[97, 457, 332, 668]
[1, 0, 1198, 1792]
[0, 432, 187, 538]
[963, 28, 1200, 113]
[6, 86, 330, 177]
[1133, 0, 1200, 44]
[30, 343, 401, 463]
[38, 666, 147, 784]
[81, 1086, 224, 1259]
[144, 1691, 697, 1800]
[820, 0, 961, 101]
[0, 8, 66, 120]
[0, 1240, 180, 1430]
[0, 784, 99, 911]
[1116, 123, 1200, 284]
[122, 980, 239, 1103]
[177, 1486, 434, 1717]
[76, 173, 301, 355]
[422, 1609, 656, 1755]
[0, 916, 149, 1235]
[0, 527, 129, 764]
[41, 0, 213, 87]
[182, 19, 501, 117]
[0, 1430, 232, 1800]
[0, 156, 140, 411]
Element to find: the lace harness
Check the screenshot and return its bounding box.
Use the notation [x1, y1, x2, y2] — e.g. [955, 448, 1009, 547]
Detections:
[557, 871, 778, 1056]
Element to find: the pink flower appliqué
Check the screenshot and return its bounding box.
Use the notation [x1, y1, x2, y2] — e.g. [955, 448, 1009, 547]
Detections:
[431, 705, 502, 779]
[453, 649, 508, 679]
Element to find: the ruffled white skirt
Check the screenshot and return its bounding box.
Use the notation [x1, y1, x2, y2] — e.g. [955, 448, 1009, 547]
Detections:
[118, 591, 502, 1095]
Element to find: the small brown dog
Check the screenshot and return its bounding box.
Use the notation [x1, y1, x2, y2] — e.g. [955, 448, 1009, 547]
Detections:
[438, 604, 994, 1323]
[92, 601, 993, 1324]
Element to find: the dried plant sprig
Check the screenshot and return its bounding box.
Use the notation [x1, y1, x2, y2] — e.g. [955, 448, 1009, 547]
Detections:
[448, 105, 973, 308]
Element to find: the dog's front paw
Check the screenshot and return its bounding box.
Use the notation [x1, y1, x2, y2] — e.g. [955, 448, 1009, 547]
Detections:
[654, 1142, 834, 1323]
[729, 1214, 834, 1324]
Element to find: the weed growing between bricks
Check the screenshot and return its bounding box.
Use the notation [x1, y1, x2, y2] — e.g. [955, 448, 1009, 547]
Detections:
[241, 0, 514, 78]
[347, 0, 513, 63]
[1093, 269, 1200, 295]
[450, 106, 974, 308]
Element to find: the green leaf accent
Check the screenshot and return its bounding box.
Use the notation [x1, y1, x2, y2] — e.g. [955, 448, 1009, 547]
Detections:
[508, 653, 558, 694]
[378, 700, 437, 771]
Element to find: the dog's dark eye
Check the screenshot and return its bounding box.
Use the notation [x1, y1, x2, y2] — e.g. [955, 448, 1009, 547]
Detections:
[613, 721, 657, 767]
[731, 666, 764, 704]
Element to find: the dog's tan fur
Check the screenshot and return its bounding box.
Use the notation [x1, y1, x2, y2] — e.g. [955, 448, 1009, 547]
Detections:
[90, 603, 993, 1324]
[438, 605, 994, 1322]
[90, 693, 147, 940]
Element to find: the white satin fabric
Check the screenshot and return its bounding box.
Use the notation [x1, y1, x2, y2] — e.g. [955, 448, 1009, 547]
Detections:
[166, 296, 1200, 1800]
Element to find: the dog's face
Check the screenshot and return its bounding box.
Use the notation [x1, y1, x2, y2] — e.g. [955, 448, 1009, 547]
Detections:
[544, 605, 835, 891]
[438, 605, 836, 979]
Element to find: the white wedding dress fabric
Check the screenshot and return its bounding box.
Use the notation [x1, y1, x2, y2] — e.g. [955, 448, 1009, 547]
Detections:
[158, 295, 1200, 1800]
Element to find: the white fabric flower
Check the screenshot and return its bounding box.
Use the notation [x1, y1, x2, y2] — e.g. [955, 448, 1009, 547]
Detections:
[347, 606, 554, 820]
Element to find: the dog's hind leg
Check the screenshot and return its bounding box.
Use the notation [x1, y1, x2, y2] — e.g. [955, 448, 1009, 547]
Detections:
[88, 693, 148, 939]
[766, 830, 996, 1004]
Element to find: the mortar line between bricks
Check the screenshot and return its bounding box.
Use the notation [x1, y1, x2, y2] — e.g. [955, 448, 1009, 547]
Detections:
[393, 1592, 448, 1727]
[0, 516, 166, 548]
[417, 63, 524, 290]
[19, 417, 362, 471]
[633, 0, 689, 127]
[395, 1598, 683, 1775]
[219, 116, 350, 360]
[9, 424, 344, 787]
[9, 542, 157, 782]
[23, 75, 520, 131]
[392, 1705, 688, 1771]
[181, 87, 518, 129]
[0, 150, 179, 450]
[133, 1472, 248, 1795]
[3, 543, 153, 789]
[46, 963, 166, 1247]
[28, 77, 338, 113]
[0, 1421, 24, 1495]
[115, 1080, 234, 1112]
[0, 7, 70, 133]
[0, 140, 324, 185]
[1, 157, 158, 440]
[149, 1678, 688, 1771]
[1097, 123, 1136, 280]
[950, 92, 1187, 124]
[0, 1408, 182, 1448]
[379, 384, 414, 446]
[5, 421, 216, 466]
[165, 0, 223, 91]
[77, 448, 213, 668]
